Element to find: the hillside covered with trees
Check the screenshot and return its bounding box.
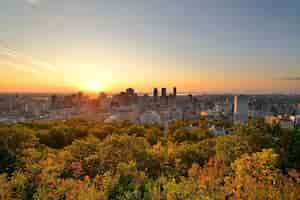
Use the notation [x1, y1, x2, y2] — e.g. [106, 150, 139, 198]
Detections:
[0, 119, 300, 199]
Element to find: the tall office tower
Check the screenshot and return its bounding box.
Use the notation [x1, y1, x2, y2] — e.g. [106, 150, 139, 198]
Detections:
[188, 94, 193, 102]
[51, 95, 57, 109]
[161, 88, 167, 97]
[161, 88, 167, 105]
[233, 95, 249, 124]
[126, 88, 135, 96]
[173, 87, 177, 97]
[153, 88, 158, 102]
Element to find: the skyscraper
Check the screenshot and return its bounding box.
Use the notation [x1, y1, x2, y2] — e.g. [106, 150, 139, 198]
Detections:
[173, 87, 177, 97]
[161, 88, 167, 105]
[161, 88, 167, 97]
[126, 88, 135, 96]
[153, 88, 158, 102]
[233, 95, 249, 124]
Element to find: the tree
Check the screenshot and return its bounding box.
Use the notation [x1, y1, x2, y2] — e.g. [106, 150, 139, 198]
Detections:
[169, 139, 216, 175]
[225, 149, 300, 199]
[0, 126, 37, 173]
[215, 135, 252, 166]
[287, 129, 300, 169]
[38, 126, 72, 149]
[145, 126, 164, 145]
[189, 157, 226, 198]
[0, 174, 15, 200]
[106, 162, 148, 200]
[83, 135, 150, 177]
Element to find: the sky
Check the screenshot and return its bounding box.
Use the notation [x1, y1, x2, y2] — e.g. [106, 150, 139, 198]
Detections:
[0, 0, 300, 94]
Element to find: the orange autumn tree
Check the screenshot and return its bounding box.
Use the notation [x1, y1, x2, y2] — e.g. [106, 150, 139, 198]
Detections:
[225, 149, 300, 199]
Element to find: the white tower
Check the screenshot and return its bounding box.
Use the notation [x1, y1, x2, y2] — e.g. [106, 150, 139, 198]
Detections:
[234, 95, 249, 124]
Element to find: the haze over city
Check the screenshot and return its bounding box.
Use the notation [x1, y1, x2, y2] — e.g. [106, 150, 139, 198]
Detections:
[0, 0, 300, 94]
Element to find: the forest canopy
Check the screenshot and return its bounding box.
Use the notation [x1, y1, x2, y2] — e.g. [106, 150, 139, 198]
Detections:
[0, 118, 299, 200]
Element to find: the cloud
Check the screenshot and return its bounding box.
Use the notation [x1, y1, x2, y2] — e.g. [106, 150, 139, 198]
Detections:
[30, 60, 57, 72]
[280, 77, 300, 81]
[0, 61, 39, 74]
[25, 0, 40, 5]
[0, 45, 57, 73]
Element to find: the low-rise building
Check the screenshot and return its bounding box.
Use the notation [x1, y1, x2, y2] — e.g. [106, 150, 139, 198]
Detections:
[104, 114, 121, 123]
[295, 115, 300, 128]
[140, 110, 161, 124]
[265, 116, 280, 125]
[279, 119, 294, 129]
[209, 125, 226, 136]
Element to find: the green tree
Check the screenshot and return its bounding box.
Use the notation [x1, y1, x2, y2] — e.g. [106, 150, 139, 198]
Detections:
[287, 129, 300, 169]
[215, 135, 252, 166]
[83, 135, 150, 177]
[38, 126, 72, 149]
[0, 126, 37, 173]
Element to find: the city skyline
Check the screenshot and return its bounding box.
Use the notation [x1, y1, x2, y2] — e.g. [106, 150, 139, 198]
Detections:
[0, 0, 300, 94]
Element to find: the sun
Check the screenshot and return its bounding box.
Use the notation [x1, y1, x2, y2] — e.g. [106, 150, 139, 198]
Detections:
[86, 81, 101, 92]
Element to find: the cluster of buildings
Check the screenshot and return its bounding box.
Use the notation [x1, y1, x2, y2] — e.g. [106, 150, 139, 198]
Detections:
[101, 89, 300, 130]
[0, 89, 300, 130]
[0, 94, 51, 122]
[102, 87, 187, 124]
[0, 92, 98, 123]
[265, 115, 300, 129]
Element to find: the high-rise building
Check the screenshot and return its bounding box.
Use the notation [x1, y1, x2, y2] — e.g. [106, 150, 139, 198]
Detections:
[233, 95, 249, 124]
[98, 92, 107, 100]
[51, 95, 57, 109]
[161, 88, 167, 97]
[188, 94, 193, 102]
[153, 88, 158, 102]
[173, 87, 177, 97]
[161, 88, 167, 105]
[126, 88, 135, 96]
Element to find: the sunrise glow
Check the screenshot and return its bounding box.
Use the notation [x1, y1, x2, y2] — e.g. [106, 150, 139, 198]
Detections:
[85, 81, 102, 93]
[0, 1, 299, 94]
